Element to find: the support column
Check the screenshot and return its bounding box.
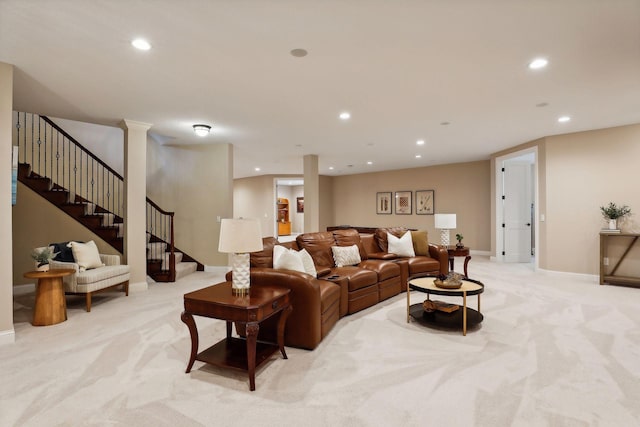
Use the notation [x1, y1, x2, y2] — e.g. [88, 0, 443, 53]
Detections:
[120, 119, 151, 292]
[0, 62, 14, 345]
[303, 154, 319, 232]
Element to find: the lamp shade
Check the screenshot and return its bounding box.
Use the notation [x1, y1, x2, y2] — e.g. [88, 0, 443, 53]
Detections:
[434, 214, 456, 229]
[218, 218, 263, 253]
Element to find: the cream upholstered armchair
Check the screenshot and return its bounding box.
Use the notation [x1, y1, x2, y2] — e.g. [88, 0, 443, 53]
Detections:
[47, 241, 130, 312]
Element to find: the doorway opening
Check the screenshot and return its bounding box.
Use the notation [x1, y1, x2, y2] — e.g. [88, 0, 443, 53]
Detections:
[275, 178, 304, 242]
[495, 148, 538, 268]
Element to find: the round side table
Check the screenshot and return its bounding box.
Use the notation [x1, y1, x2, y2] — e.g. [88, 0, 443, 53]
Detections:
[24, 269, 75, 326]
[448, 246, 471, 277]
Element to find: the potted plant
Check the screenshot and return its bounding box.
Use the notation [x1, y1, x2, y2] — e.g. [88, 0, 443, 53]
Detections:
[455, 233, 464, 249]
[600, 202, 631, 230]
[30, 247, 58, 272]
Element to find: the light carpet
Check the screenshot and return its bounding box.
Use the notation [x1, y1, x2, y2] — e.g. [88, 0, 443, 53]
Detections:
[2, 257, 640, 427]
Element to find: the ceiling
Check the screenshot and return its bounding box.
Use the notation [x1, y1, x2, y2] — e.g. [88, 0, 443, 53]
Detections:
[1, 0, 639, 179]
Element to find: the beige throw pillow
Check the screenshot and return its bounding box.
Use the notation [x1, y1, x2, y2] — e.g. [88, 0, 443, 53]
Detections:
[331, 244, 362, 267]
[411, 230, 429, 256]
[387, 231, 415, 257]
[68, 240, 103, 271]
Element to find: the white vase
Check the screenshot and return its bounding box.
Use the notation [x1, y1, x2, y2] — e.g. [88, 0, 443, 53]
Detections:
[35, 263, 49, 272]
[608, 219, 617, 230]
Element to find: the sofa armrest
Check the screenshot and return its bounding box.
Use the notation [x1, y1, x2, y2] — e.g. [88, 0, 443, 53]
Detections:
[49, 260, 79, 288]
[367, 252, 397, 260]
[428, 244, 449, 275]
[316, 266, 332, 277]
[100, 254, 121, 266]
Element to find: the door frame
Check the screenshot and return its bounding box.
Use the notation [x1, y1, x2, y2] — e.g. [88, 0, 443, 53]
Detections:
[494, 147, 539, 269]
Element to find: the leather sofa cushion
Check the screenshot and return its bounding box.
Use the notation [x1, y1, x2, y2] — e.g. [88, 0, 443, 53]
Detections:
[332, 229, 368, 260]
[296, 231, 335, 267]
[359, 259, 400, 281]
[375, 227, 408, 252]
[406, 256, 441, 274]
[331, 266, 378, 291]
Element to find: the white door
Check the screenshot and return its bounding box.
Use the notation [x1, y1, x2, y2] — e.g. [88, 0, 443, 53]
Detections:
[503, 161, 532, 262]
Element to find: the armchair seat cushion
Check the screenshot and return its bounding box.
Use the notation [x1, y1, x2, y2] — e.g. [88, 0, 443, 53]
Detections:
[75, 265, 130, 285]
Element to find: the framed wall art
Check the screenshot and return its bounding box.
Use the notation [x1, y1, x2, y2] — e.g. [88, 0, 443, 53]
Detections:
[376, 192, 392, 214]
[416, 190, 434, 215]
[394, 191, 412, 215]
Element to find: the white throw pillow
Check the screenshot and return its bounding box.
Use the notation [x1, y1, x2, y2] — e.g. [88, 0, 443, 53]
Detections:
[387, 231, 415, 257]
[298, 248, 318, 277]
[273, 245, 306, 274]
[331, 244, 362, 267]
[68, 240, 103, 271]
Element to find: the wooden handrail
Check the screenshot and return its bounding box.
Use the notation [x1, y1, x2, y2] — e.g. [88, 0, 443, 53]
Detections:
[146, 197, 175, 216]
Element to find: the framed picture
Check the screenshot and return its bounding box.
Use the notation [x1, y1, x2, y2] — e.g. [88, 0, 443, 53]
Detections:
[395, 191, 412, 215]
[376, 192, 392, 214]
[416, 190, 434, 215]
[296, 197, 304, 213]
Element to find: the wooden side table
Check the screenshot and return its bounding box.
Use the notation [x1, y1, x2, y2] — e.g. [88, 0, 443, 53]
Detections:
[181, 281, 292, 391]
[23, 268, 76, 326]
[448, 246, 471, 277]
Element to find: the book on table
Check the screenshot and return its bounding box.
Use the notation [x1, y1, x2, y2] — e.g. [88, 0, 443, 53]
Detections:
[423, 300, 459, 313]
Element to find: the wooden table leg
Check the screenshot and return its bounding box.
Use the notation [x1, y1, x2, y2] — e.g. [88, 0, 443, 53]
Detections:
[462, 291, 467, 336]
[478, 294, 481, 313]
[33, 277, 67, 326]
[180, 311, 198, 373]
[246, 322, 259, 391]
[277, 305, 293, 359]
[463, 255, 471, 278]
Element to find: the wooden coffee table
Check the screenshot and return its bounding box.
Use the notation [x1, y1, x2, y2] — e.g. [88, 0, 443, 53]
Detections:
[24, 269, 76, 326]
[181, 281, 292, 391]
[407, 275, 484, 335]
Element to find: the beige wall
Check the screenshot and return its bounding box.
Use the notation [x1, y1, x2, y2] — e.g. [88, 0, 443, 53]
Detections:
[330, 161, 491, 250]
[12, 182, 119, 285]
[1, 62, 14, 342]
[319, 175, 334, 233]
[146, 141, 233, 266]
[543, 124, 640, 274]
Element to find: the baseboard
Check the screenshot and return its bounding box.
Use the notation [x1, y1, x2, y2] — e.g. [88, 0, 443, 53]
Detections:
[129, 281, 148, 292]
[204, 265, 231, 275]
[537, 268, 599, 283]
[0, 328, 16, 346]
[13, 283, 36, 295]
[470, 250, 490, 256]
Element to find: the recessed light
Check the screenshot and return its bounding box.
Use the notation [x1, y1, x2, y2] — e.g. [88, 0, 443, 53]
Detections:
[440, 121, 450, 126]
[290, 48, 308, 57]
[254, 167, 261, 171]
[339, 112, 351, 120]
[367, 161, 373, 165]
[131, 38, 151, 51]
[193, 124, 211, 136]
[558, 116, 571, 123]
[329, 166, 334, 170]
[416, 140, 425, 146]
[529, 58, 548, 69]
[415, 154, 422, 159]
[536, 102, 549, 108]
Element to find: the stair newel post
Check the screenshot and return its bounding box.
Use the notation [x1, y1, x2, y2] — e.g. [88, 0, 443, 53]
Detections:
[169, 212, 176, 282]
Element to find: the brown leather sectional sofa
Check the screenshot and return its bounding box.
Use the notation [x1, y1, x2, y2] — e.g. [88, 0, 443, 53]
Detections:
[230, 227, 449, 350]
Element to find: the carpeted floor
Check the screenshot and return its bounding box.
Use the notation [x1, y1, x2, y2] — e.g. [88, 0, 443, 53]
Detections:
[2, 257, 640, 426]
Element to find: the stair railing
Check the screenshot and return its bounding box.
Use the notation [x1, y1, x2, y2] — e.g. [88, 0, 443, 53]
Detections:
[13, 111, 176, 279]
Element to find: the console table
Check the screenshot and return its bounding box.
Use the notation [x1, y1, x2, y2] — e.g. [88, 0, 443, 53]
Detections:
[181, 281, 292, 391]
[600, 232, 640, 286]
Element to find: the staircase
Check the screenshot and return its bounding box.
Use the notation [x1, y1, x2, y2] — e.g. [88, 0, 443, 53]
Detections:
[14, 112, 203, 282]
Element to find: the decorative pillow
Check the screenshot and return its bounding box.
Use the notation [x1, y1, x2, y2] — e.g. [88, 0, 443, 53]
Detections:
[387, 231, 415, 257]
[49, 241, 78, 263]
[67, 240, 103, 271]
[273, 245, 317, 276]
[331, 244, 362, 267]
[411, 230, 429, 256]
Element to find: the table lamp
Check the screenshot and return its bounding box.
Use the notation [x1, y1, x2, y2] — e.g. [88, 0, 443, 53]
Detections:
[434, 213, 457, 247]
[218, 218, 263, 296]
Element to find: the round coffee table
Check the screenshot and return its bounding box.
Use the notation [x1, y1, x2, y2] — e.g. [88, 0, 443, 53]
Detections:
[24, 269, 75, 326]
[407, 275, 484, 335]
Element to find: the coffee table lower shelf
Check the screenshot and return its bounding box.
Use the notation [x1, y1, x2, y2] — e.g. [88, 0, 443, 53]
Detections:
[409, 303, 483, 331]
[197, 337, 280, 372]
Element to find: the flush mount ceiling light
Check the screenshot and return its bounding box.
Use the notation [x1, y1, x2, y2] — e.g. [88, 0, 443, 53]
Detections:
[415, 154, 422, 158]
[558, 116, 571, 123]
[131, 38, 151, 51]
[416, 139, 425, 145]
[254, 167, 261, 172]
[339, 112, 351, 120]
[529, 58, 548, 69]
[193, 124, 211, 136]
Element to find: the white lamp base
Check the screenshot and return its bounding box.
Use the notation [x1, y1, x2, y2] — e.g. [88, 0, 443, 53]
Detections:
[231, 252, 250, 296]
[440, 229, 450, 248]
